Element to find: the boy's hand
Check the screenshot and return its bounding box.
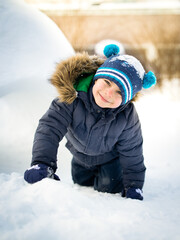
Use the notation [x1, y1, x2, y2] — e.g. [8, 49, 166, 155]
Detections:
[122, 187, 143, 200]
[24, 164, 60, 184]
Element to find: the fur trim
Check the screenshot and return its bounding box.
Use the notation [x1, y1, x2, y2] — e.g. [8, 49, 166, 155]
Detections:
[50, 52, 105, 104]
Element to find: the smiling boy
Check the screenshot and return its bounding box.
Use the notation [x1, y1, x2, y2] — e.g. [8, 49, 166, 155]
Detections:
[24, 44, 156, 200]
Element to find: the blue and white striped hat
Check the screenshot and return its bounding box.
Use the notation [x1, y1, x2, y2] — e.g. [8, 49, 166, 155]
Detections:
[93, 44, 156, 105]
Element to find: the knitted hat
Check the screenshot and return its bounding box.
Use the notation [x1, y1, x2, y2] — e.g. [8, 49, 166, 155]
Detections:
[93, 44, 156, 105]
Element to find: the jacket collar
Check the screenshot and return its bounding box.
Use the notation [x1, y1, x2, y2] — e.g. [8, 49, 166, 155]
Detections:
[50, 53, 104, 104]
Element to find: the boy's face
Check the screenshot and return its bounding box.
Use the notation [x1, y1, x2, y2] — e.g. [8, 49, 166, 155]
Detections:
[92, 78, 122, 108]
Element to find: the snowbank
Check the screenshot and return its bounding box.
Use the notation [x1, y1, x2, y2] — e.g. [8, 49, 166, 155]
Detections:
[0, 169, 179, 240]
[0, 0, 74, 90]
[0, 0, 74, 173]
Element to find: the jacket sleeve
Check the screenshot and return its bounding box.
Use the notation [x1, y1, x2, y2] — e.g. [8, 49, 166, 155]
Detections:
[31, 98, 74, 171]
[116, 103, 146, 189]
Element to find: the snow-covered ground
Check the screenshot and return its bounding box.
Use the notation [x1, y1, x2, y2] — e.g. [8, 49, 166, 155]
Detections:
[0, 1, 180, 240]
[1, 83, 180, 240]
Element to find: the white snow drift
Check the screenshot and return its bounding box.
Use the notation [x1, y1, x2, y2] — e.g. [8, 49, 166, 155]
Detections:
[0, 0, 74, 173]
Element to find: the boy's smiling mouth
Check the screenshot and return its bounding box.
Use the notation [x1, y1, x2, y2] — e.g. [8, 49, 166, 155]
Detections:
[99, 93, 111, 103]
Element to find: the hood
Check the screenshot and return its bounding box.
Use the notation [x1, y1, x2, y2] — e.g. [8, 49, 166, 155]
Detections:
[50, 52, 105, 104]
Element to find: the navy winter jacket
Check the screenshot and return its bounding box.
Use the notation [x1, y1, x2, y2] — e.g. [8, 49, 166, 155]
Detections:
[31, 53, 146, 189]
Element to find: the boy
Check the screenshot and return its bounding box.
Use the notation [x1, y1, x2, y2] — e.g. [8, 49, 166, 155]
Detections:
[24, 44, 156, 200]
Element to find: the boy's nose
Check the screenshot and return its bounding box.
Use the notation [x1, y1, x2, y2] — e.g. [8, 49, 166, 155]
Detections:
[106, 88, 113, 98]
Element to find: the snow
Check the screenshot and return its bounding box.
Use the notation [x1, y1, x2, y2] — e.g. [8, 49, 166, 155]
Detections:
[0, 1, 180, 239]
[0, 0, 74, 173]
[109, 55, 145, 79]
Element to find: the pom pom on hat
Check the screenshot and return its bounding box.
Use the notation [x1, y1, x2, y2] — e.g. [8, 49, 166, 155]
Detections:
[103, 44, 120, 58]
[143, 71, 157, 89]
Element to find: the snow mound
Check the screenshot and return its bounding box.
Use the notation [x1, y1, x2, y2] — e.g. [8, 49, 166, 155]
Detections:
[0, 0, 74, 91]
[0, 0, 74, 173]
[0, 166, 180, 240]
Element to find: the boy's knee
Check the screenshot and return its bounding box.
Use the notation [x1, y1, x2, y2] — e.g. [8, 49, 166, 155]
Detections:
[94, 176, 123, 193]
[71, 160, 94, 187]
[72, 172, 93, 186]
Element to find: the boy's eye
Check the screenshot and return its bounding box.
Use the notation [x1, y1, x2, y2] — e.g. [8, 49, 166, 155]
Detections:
[104, 80, 111, 86]
[117, 91, 122, 96]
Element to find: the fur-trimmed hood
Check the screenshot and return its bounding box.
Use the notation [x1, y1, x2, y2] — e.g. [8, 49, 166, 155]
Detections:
[50, 53, 105, 104]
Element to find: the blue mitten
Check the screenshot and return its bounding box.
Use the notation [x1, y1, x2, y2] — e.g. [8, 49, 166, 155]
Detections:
[122, 187, 143, 200]
[24, 164, 60, 184]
